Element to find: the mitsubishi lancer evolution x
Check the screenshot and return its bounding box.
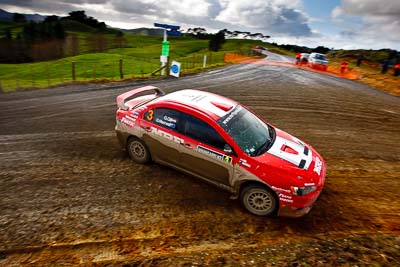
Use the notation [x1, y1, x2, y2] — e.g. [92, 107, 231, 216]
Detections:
[115, 86, 326, 217]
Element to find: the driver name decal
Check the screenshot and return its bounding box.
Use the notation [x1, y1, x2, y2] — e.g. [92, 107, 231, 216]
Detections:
[197, 145, 232, 165]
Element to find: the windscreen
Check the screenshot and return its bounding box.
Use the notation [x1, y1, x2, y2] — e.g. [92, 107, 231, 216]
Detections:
[217, 105, 275, 157]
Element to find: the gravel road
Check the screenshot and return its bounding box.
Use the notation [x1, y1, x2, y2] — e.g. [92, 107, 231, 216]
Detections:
[0, 55, 399, 266]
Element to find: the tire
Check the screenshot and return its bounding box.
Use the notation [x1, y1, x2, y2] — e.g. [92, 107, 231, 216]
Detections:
[240, 184, 277, 216]
[127, 137, 151, 164]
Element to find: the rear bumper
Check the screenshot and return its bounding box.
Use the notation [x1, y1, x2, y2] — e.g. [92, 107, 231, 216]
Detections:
[115, 127, 129, 150]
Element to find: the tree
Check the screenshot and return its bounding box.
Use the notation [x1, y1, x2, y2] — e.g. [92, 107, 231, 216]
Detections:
[66, 34, 79, 56]
[54, 21, 65, 39]
[65, 10, 107, 30]
[209, 30, 225, 52]
[186, 27, 209, 39]
[313, 46, 330, 54]
[22, 21, 37, 41]
[3, 29, 12, 40]
[13, 13, 26, 23]
[44, 15, 59, 23]
[114, 31, 127, 48]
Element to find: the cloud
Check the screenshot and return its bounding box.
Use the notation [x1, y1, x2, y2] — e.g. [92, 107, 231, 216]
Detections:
[332, 0, 400, 46]
[0, 0, 314, 37]
[215, 0, 312, 36]
[337, 0, 400, 17]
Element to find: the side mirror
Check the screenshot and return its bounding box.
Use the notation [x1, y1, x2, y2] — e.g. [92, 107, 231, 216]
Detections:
[223, 144, 233, 154]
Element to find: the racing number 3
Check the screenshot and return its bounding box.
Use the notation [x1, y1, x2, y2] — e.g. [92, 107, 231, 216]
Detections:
[146, 109, 154, 121]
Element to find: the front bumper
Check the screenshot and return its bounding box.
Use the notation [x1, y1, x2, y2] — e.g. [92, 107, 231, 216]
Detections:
[277, 185, 323, 217]
[278, 205, 312, 218]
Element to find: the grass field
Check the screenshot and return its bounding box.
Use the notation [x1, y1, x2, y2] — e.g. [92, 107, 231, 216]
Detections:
[0, 32, 263, 92]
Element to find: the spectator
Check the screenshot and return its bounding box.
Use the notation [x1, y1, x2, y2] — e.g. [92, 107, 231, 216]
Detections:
[341, 61, 348, 75]
[381, 59, 390, 74]
[356, 53, 363, 66]
[295, 52, 301, 64]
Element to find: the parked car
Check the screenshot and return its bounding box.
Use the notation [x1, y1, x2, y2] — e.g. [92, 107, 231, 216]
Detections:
[300, 53, 310, 62]
[308, 53, 329, 71]
[115, 86, 326, 217]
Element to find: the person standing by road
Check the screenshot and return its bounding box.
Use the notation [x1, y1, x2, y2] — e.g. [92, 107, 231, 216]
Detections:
[341, 61, 348, 75]
[381, 59, 390, 74]
[357, 53, 363, 66]
[295, 52, 301, 64]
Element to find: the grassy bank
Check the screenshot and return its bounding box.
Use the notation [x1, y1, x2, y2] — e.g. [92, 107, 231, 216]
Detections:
[328, 57, 400, 96]
[0, 37, 263, 92]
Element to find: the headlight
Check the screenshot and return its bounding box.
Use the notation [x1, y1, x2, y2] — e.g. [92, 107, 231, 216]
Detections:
[291, 186, 317, 196]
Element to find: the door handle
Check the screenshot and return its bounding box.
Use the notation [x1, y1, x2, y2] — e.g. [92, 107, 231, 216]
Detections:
[180, 142, 192, 149]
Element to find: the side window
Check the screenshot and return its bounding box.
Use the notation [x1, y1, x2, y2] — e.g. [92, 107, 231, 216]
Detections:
[144, 108, 180, 131]
[183, 114, 226, 150]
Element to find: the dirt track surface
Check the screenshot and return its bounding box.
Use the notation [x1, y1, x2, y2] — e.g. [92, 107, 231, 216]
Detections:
[1, 56, 399, 266]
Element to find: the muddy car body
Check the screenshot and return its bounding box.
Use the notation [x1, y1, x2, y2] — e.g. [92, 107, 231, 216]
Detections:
[115, 86, 326, 217]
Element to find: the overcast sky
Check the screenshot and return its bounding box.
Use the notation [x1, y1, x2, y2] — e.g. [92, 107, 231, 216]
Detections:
[1, 0, 399, 50]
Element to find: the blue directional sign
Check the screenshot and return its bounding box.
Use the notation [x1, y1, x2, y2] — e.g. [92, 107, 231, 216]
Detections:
[154, 23, 180, 31]
[167, 30, 182, 36]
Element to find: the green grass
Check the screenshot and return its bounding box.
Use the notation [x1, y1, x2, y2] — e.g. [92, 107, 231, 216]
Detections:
[0, 29, 266, 92]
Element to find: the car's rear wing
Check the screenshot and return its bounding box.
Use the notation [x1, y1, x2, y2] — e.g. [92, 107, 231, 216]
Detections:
[116, 86, 165, 110]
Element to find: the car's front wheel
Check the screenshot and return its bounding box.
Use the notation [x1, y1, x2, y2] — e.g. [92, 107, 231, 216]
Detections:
[127, 137, 151, 164]
[240, 184, 277, 216]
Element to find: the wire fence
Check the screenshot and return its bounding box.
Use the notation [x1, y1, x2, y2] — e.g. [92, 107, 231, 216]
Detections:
[0, 52, 229, 92]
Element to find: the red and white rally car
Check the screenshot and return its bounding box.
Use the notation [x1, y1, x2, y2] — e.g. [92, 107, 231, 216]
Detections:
[115, 86, 326, 217]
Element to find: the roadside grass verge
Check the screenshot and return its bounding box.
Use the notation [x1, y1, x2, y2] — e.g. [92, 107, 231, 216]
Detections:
[328, 57, 400, 96]
[0, 38, 263, 93]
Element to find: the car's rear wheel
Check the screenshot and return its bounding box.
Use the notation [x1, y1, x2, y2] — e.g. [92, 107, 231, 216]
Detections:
[240, 184, 277, 216]
[127, 137, 151, 164]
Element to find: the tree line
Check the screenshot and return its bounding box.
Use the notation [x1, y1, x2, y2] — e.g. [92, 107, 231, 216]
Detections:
[0, 11, 126, 63]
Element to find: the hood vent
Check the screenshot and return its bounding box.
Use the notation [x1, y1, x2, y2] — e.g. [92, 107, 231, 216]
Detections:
[210, 101, 233, 112]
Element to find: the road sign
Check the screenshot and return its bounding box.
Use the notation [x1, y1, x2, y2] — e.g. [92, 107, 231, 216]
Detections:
[161, 41, 170, 56]
[167, 30, 182, 36]
[170, 61, 181, 78]
[154, 23, 180, 31]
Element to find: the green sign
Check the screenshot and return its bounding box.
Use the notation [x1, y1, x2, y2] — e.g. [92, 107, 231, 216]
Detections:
[162, 41, 170, 56]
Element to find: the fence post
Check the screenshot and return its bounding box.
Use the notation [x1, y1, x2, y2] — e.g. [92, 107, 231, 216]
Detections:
[119, 59, 124, 80]
[15, 66, 19, 90]
[166, 57, 170, 76]
[30, 64, 34, 87]
[132, 58, 135, 78]
[46, 63, 50, 87]
[203, 55, 207, 68]
[72, 62, 76, 81]
[93, 62, 96, 80]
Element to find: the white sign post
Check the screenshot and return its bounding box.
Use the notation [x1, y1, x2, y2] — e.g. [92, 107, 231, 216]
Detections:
[169, 61, 181, 78]
[154, 23, 181, 76]
[203, 55, 207, 68]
